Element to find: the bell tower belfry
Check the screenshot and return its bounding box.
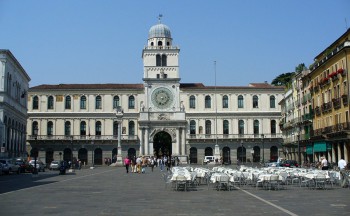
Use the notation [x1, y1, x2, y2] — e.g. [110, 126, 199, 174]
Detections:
[139, 17, 187, 164]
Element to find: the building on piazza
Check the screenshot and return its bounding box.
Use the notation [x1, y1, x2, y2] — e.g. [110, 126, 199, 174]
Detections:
[27, 21, 284, 166]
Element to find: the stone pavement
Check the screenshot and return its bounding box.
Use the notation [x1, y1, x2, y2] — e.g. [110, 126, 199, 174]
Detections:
[0, 165, 349, 216]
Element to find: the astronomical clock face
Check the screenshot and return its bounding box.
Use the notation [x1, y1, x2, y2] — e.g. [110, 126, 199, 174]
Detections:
[151, 87, 174, 109]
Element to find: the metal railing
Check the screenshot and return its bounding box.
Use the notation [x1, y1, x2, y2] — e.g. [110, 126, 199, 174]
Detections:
[27, 135, 139, 141]
[187, 133, 282, 140]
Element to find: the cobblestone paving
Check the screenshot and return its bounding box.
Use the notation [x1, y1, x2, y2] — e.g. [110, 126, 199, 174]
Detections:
[0, 165, 349, 216]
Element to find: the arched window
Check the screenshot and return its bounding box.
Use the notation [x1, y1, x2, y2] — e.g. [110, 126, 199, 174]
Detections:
[190, 120, 196, 135]
[47, 121, 53, 136]
[80, 96, 86, 109]
[80, 121, 86, 135]
[150, 42, 154, 46]
[129, 121, 135, 136]
[65, 121, 71, 136]
[222, 95, 229, 108]
[48, 96, 54, 109]
[238, 120, 244, 136]
[270, 95, 276, 108]
[189, 95, 196, 109]
[33, 96, 39, 109]
[156, 54, 161, 66]
[156, 54, 167, 66]
[128, 96, 135, 109]
[113, 121, 118, 137]
[254, 120, 260, 137]
[113, 96, 120, 109]
[271, 120, 276, 135]
[158, 41, 163, 46]
[95, 96, 102, 109]
[253, 95, 259, 108]
[65, 96, 71, 109]
[161, 55, 167, 66]
[95, 121, 101, 136]
[223, 120, 229, 135]
[205, 120, 211, 135]
[32, 121, 38, 135]
[238, 95, 244, 108]
[205, 95, 211, 108]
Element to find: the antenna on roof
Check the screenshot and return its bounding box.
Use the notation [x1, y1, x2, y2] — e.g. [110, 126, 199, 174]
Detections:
[158, 14, 163, 23]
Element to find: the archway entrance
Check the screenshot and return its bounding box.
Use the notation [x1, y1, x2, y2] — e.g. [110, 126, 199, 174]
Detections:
[153, 131, 172, 157]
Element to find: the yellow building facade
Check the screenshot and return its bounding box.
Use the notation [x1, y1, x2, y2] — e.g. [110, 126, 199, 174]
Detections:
[308, 28, 350, 163]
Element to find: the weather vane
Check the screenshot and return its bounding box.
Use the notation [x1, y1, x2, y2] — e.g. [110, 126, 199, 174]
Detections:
[158, 14, 163, 23]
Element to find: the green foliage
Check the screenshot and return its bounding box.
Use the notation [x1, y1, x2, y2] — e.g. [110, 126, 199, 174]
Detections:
[271, 72, 295, 86]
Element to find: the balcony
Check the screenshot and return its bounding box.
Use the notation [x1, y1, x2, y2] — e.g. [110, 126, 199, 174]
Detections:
[332, 97, 341, 109]
[314, 106, 321, 116]
[311, 122, 350, 139]
[27, 135, 139, 141]
[302, 113, 312, 122]
[321, 102, 332, 113]
[342, 94, 348, 106]
[187, 133, 282, 140]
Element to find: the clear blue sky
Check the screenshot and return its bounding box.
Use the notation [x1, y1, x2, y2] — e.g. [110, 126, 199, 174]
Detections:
[1, 0, 349, 87]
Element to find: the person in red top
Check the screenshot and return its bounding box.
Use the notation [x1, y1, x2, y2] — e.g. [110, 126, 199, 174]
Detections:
[124, 156, 131, 173]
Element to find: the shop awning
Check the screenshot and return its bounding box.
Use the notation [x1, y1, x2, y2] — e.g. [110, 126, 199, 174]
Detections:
[306, 145, 313, 155]
[313, 142, 331, 152]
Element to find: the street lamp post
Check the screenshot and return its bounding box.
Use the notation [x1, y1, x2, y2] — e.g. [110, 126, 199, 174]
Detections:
[70, 136, 74, 172]
[33, 127, 38, 175]
[240, 140, 243, 163]
[297, 134, 301, 166]
[90, 139, 94, 169]
[261, 134, 265, 163]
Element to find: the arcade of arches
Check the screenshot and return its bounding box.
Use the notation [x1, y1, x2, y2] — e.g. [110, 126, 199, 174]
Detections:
[189, 146, 279, 164]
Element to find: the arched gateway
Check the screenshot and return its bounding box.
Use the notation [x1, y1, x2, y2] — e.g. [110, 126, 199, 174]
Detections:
[153, 131, 172, 157]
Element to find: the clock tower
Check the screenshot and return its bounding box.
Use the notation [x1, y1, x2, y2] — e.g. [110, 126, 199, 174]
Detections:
[139, 18, 187, 162]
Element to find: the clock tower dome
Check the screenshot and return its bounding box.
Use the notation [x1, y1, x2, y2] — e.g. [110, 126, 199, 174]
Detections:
[142, 18, 181, 111]
[139, 17, 186, 162]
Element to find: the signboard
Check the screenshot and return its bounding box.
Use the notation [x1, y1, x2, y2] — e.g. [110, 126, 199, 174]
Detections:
[1, 147, 5, 153]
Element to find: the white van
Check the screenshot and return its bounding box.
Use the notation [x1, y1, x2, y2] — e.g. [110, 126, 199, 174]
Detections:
[203, 156, 215, 164]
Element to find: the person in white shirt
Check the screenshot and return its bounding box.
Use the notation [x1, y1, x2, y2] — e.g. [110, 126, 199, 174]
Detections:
[338, 158, 347, 170]
[321, 157, 328, 170]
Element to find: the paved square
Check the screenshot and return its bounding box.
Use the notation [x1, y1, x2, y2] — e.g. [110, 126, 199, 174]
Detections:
[0, 166, 349, 216]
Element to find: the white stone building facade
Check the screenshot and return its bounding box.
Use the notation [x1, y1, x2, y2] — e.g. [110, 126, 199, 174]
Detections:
[27, 22, 284, 165]
[0, 49, 30, 158]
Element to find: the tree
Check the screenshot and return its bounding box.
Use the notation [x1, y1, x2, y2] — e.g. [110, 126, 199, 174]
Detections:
[295, 63, 307, 74]
[271, 72, 295, 86]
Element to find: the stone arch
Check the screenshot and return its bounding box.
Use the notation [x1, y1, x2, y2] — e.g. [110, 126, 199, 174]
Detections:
[153, 131, 172, 157]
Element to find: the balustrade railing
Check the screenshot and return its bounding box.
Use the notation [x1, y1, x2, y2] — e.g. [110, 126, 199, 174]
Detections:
[28, 135, 139, 141]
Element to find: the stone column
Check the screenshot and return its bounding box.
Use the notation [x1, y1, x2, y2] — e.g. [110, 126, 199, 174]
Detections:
[344, 142, 349, 162]
[115, 110, 123, 166]
[144, 127, 149, 156]
[181, 127, 186, 155]
[332, 143, 336, 163]
[140, 128, 144, 155]
[338, 143, 342, 162]
[176, 129, 180, 155]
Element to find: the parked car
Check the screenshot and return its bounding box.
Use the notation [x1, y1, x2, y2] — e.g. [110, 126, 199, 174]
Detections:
[280, 160, 299, 168]
[265, 162, 280, 167]
[29, 160, 46, 172]
[49, 161, 60, 170]
[0, 162, 3, 175]
[0, 159, 20, 174]
[15, 160, 26, 173]
[203, 156, 215, 164]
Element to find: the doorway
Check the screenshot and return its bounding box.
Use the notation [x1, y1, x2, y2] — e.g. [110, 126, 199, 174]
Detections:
[153, 131, 172, 157]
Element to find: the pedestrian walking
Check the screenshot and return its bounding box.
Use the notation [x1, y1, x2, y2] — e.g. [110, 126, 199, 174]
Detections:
[124, 156, 130, 173]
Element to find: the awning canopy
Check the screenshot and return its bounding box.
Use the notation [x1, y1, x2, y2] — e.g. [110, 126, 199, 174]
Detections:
[306, 145, 313, 155]
[313, 142, 331, 152]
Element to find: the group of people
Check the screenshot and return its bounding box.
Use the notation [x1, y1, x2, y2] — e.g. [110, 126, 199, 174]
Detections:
[123, 155, 180, 174]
